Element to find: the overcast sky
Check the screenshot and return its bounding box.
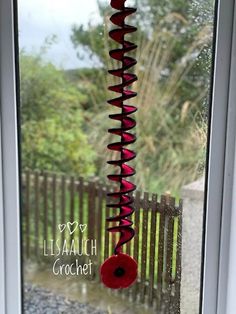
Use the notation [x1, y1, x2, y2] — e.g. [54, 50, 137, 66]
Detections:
[18, 0, 101, 69]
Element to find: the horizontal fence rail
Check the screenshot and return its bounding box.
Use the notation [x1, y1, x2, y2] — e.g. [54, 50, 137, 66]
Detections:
[21, 170, 183, 313]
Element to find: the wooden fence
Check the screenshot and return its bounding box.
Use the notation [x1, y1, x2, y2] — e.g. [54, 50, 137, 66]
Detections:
[21, 170, 182, 313]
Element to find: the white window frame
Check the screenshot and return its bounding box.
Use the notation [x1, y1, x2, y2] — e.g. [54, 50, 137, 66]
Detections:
[0, 0, 236, 313]
[0, 0, 22, 313]
[202, 0, 236, 313]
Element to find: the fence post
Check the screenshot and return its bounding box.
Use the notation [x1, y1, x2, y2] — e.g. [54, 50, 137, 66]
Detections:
[87, 181, 96, 280]
[156, 195, 166, 310]
[148, 193, 158, 306]
[43, 172, 48, 252]
[52, 173, 57, 242]
[132, 191, 141, 301]
[69, 176, 75, 245]
[95, 183, 103, 281]
[78, 177, 84, 225]
[140, 192, 149, 303]
[34, 171, 39, 257]
[61, 175, 66, 245]
[104, 186, 110, 260]
[164, 195, 175, 310]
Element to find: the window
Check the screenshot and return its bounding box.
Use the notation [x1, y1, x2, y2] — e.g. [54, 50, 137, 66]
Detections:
[0, 0, 236, 313]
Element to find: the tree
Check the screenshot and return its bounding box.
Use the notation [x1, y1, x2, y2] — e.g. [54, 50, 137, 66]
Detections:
[20, 51, 96, 176]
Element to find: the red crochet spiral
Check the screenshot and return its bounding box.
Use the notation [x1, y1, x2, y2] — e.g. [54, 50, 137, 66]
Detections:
[107, 0, 137, 255]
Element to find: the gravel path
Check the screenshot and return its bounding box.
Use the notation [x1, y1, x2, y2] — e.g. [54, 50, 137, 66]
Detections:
[24, 283, 107, 314]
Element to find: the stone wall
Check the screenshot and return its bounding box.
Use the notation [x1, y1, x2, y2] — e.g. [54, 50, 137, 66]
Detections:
[180, 177, 204, 314]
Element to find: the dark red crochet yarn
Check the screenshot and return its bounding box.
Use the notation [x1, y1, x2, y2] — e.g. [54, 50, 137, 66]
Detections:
[106, 0, 137, 255]
[100, 253, 138, 289]
[100, 0, 138, 289]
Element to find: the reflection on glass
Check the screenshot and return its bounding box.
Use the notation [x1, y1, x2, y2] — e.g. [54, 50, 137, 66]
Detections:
[19, 0, 216, 313]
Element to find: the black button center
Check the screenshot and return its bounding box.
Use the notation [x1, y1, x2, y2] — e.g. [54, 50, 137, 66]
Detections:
[114, 267, 125, 277]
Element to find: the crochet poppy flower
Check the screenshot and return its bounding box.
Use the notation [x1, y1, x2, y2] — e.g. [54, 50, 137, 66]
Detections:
[100, 253, 137, 289]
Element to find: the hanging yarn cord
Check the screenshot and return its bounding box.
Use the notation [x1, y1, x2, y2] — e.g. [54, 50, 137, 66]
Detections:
[100, 0, 138, 290]
[107, 0, 137, 255]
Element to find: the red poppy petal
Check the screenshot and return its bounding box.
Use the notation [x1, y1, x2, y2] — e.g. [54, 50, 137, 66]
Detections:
[100, 253, 138, 289]
[102, 273, 125, 289]
[119, 275, 136, 288]
[100, 256, 123, 278]
[117, 259, 137, 275]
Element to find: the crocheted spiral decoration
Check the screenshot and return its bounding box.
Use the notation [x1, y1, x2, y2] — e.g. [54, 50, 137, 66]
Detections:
[100, 0, 138, 289]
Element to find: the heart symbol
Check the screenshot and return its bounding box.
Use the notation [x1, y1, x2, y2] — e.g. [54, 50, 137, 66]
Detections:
[58, 224, 66, 233]
[67, 221, 79, 235]
[79, 224, 87, 233]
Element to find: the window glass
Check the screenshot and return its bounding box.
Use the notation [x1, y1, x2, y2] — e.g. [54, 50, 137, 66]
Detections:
[18, 0, 216, 313]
